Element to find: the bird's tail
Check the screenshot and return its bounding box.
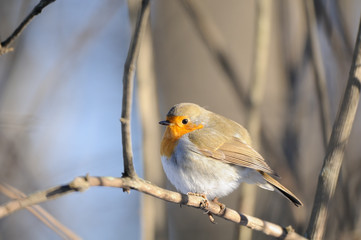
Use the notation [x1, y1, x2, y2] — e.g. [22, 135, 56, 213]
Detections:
[259, 171, 303, 207]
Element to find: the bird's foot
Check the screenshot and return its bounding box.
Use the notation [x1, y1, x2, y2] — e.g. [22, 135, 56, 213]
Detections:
[212, 197, 226, 215]
[187, 192, 209, 209]
[207, 212, 216, 224]
[187, 193, 220, 224]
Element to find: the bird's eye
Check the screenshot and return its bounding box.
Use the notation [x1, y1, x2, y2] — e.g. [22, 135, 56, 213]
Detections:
[182, 119, 188, 124]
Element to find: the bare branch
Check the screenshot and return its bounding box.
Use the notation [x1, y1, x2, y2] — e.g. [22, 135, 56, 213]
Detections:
[0, 176, 307, 240]
[0, 0, 56, 55]
[0, 184, 81, 240]
[129, 4, 168, 240]
[121, 0, 150, 178]
[306, 17, 361, 239]
[179, 0, 246, 104]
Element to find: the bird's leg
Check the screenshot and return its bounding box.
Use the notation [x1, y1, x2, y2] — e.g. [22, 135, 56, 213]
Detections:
[212, 197, 226, 215]
[187, 193, 219, 224]
[207, 212, 216, 224]
[187, 192, 209, 209]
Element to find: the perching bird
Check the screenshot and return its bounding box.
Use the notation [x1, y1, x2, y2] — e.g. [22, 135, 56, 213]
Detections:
[159, 103, 302, 209]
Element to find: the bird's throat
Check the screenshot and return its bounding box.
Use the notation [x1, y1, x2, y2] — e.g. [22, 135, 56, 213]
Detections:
[160, 118, 203, 158]
[160, 127, 179, 158]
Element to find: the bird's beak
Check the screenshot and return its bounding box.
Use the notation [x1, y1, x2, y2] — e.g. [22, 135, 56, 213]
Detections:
[159, 120, 170, 126]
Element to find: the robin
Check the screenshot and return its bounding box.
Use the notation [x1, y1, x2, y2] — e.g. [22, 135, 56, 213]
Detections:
[159, 103, 303, 212]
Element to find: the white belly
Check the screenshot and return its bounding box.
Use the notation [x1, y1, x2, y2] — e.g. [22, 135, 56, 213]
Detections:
[161, 136, 273, 199]
[161, 138, 241, 199]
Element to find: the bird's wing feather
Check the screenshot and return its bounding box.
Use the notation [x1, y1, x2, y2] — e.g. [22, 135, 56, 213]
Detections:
[259, 171, 302, 206]
[188, 128, 277, 176]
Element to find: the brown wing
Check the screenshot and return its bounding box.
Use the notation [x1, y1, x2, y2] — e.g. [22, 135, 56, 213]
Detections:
[260, 171, 302, 206]
[188, 128, 277, 176]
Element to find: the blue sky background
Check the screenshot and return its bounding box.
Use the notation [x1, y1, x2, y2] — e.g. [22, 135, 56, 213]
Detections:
[0, 1, 144, 239]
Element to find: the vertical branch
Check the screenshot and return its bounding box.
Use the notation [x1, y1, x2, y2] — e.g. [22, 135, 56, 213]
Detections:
[304, 0, 332, 150]
[237, 1, 272, 240]
[128, 0, 168, 238]
[121, 0, 150, 178]
[306, 18, 361, 239]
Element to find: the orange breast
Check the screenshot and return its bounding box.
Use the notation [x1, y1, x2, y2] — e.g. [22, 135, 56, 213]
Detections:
[161, 127, 179, 158]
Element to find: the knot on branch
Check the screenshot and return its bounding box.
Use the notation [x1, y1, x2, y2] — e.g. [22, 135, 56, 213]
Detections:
[35, 0, 56, 14]
[119, 117, 130, 124]
[286, 225, 295, 233]
[69, 177, 90, 192]
[0, 45, 14, 55]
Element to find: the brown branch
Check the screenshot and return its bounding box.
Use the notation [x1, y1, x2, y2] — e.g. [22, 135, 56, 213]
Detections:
[0, 0, 56, 55]
[121, 0, 150, 178]
[306, 17, 361, 239]
[304, 0, 332, 151]
[179, 0, 246, 104]
[0, 184, 81, 240]
[128, 0, 167, 238]
[0, 176, 307, 240]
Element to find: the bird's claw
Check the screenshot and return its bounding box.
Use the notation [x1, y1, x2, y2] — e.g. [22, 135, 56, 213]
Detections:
[212, 197, 226, 215]
[200, 199, 209, 209]
[187, 192, 219, 223]
[187, 192, 209, 209]
[207, 212, 216, 224]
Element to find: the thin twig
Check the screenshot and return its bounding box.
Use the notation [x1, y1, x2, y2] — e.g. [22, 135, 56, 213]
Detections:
[179, 0, 246, 104]
[304, 0, 332, 151]
[0, 0, 56, 55]
[128, 0, 167, 238]
[121, 0, 150, 178]
[0, 184, 81, 240]
[0, 176, 307, 240]
[306, 17, 361, 239]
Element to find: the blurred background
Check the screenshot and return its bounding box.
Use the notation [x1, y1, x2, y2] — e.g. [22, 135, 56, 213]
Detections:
[0, 0, 360, 239]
